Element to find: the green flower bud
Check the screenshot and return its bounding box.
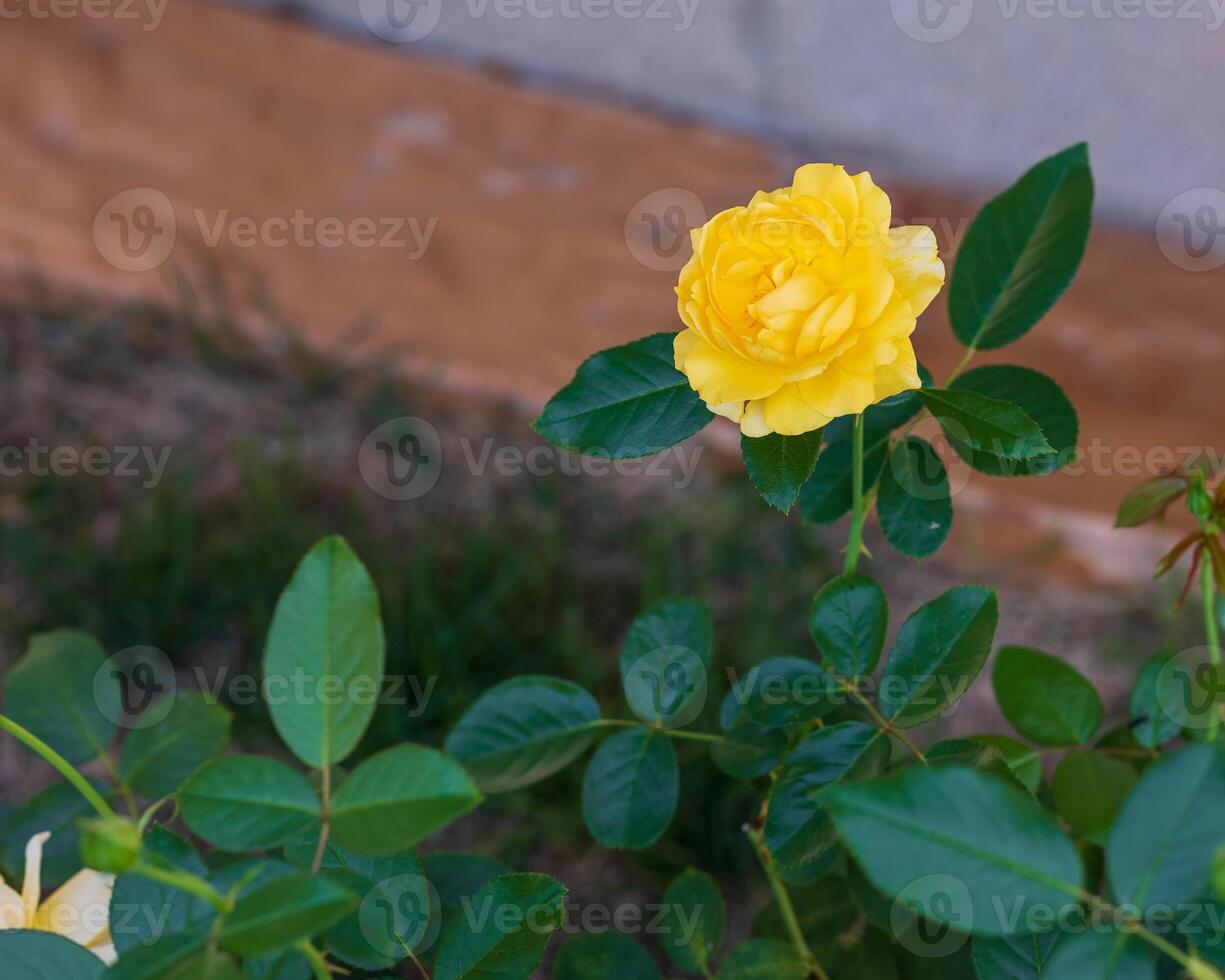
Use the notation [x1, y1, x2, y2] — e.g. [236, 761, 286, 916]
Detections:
[79, 816, 142, 874]
[1188, 482, 1215, 519]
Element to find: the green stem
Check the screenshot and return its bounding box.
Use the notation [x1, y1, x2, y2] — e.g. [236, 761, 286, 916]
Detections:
[131, 859, 228, 911]
[1199, 517, 1221, 740]
[746, 824, 829, 980]
[296, 940, 333, 979]
[844, 413, 867, 574]
[598, 719, 726, 745]
[835, 678, 928, 764]
[0, 714, 117, 819]
[945, 347, 976, 386]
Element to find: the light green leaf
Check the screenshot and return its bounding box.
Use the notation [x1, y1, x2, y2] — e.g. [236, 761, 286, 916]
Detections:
[821, 766, 1083, 936]
[948, 366, 1078, 476]
[919, 389, 1052, 461]
[1107, 744, 1225, 908]
[949, 143, 1093, 350]
[742, 430, 824, 514]
[808, 573, 888, 680]
[581, 728, 678, 850]
[0, 930, 107, 979]
[219, 873, 358, 956]
[445, 676, 601, 794]
[924, 739, 1026, 791]
[533, 333, 713, 458]
[119, 693, 231, 799]
[963, 735, 1043, 794]
[878, 587, 999, 729]
[1052, 752, 1136, 846]
[992, 646, 1102, 747]
[716, 939, 807, 980]
[330, 744, 481, 856]
[178, 756, 320, 851]
[3, 630, 117, 765]
[264, 536, 385, 770]
[433, 873, 567, 980]
[662, 869, 726, 974]
[877, 437, 952, 559]
[1115, 476, 1190, 528]
[553, 932, 661, 980]
[160, 948, 243, 980]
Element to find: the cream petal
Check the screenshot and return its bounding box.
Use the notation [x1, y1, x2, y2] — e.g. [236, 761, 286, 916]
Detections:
[22, 832, 49, 927]
[0, 882, 24, 930]
[34, 869, 114, 948]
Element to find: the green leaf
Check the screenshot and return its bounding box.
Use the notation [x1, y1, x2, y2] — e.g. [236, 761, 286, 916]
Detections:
[728, 657, 839, 729]
[919, 389, 1053, 461]
[992, 646, 1102, 747]
[947, 366, 1078, 476]
[620, 599, 712, 729]
[219, 872, 358, 956]
[553, 932, 661, 980]
[964, 735, 1043, 794]
[422, 853, 513, 964]
[752, 877, 859, 958]
[1129, 651, 1183, 750]
[716, 939, 807, 980]
[809, 573, 888, 680]
[1041, 930, 1153, 980]
[877, 437, 952, 559]
[264, 536, 385, 770]
[710, 711, 788, 780]
[433, 873, 567, 980]
[1107, 744, 1225, 908]
[581, 728, 678, 849]
[1051, 752, 1137, 846]
[742, 430, 824, 514]
[949, 143, 1093, 351]
[878, 587, 999, 729]
[119, 693, 231, 799]
[444, 676, 601, 794]
[821, 766, 1083, 936]
[0, 930, 106, 978]
[1113, 477, 1189, 528]
[925, 738, 1026, 791]
[765, 723, 887, 871]
[533, 333, 713, 458]
[3, 779, 108, 885]
[111, 827, 213, 954]
[179, 756, 320, 851]
[106, 930, 210, 979]
[160, 948, 243, 980]
[797, 433, 888, 525]
[972, 930, 1064, 979]
[330, 744, 481, 856]
[662, 868, 726, 974]
[3, 630, 117, 765]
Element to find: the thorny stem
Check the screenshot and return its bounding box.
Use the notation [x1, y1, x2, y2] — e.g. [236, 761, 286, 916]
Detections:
[844, 413, 867, 574]
[0, 714, 117, 820]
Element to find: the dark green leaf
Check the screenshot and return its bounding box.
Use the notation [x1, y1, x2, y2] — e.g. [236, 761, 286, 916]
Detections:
[433, 874, 567, 980]
[662, 868, 725, 974]
[534, 333, 713, 458]
[553, 932, 660, 980]
[1107, 744, 1225, 908]
[1052, 752, 1137, 845]
[620, 598, 713, 678]
[179, 756, 320, 851]
[160, 948, 243, 980]
[1042, 930, 1153, 980]
[1129, 652, 1183, 750]
[925, 738, 1026, 791]
[964, 735, 1043, 794]
[728, 657, 839, 729]
[3, 779, 107, 885]
[947, 366, 1077, 476]
[878, 587, 999, 729]
[620, 600, 711, 729]
[119, 693, 231, 799]
[105, 930, 209, 979]
[765, 723, 887, 870]
[949, 143, 1093, 351]
[111, 827, 212, 954]
[0, 930, 106, 979]
[716, 939, 807, 980]
[3, 630, 116, 764]
[422, 853, 512, 964]
[330, 744, 482, 856]
[877, 437, 952, 559]
[797, 433, 888, 525]
[809, 573, 888, 680]
[581, 729, 678, 849]
[1114, 477, 1189, 528]
[972, 930, 1064, 979]
[742, 430, 823, 514]
[993, 646, 1102, 747]
[219, 873, 358, 956]
[444, 676, 601, 794]
[822, 766, 1083, 936]
[263, 536, 385, 770]
[919, 389, 1052, 461]
[751, 877, 858, 958]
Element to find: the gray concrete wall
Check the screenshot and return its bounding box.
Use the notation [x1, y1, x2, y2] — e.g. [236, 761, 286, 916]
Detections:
[233, 0, 1225, 226]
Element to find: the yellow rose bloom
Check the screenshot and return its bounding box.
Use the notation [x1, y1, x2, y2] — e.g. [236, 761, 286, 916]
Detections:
[674, 164, 945, 437]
